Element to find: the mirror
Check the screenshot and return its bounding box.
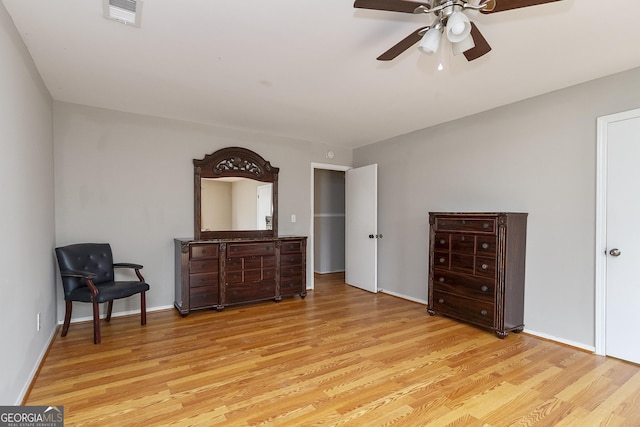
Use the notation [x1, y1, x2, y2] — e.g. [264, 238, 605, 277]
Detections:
[200, 178, 272, 231]
[194, 147, 279, 240]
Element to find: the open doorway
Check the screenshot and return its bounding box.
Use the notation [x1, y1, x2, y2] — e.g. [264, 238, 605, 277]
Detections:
[309, 163, 350, 290]
[314, 168, 345, 282]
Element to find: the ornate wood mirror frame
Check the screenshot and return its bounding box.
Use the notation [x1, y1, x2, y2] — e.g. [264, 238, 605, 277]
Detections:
[194, 147, 279, 240]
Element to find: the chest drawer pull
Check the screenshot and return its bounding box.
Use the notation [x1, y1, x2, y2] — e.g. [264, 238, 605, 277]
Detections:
[481, 285, 489, 292]
[440, 239, 446, 245]
[480, 309, 488, 316]
[439, 257, 446, 263]
[438, 298, 445, 304]
[438, 277, 445, 283]
[483, 223, 489, 229]
[482, 243, 489, 249]
[481, 264, 489, 270]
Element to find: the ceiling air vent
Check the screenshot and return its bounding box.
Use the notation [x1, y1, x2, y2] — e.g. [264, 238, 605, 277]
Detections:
[103, 0, 143, 27]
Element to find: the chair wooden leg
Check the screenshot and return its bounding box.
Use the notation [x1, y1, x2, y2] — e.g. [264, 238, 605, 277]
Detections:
[61, 301, 72, 337]
[140, 291, 147, 326]
[92, 301, 101, 344]
[106, 301, 113, 322]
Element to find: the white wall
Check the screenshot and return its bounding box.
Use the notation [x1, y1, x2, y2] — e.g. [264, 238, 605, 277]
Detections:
[53, 101, 352, 321]
[201, 179, 232, 231]
[353, 66, 640, 349]
[0, 3, 55, 404]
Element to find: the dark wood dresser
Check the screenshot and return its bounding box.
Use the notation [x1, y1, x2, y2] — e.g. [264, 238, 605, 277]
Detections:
[427, 212, 527, 338]
[174, 236, 307, 315]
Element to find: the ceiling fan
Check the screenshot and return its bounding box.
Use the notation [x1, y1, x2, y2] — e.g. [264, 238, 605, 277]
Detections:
[354, 0, 563, 62]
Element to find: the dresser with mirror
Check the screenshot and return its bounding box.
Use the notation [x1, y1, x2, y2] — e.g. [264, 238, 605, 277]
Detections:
[174, 147, 307, 315]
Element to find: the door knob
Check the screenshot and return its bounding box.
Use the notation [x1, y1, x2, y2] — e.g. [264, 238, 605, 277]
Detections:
[369, 234, 374, 239]
[609, 248, 622, 257]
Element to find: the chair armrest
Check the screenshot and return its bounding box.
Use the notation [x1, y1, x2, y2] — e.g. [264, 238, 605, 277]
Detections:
[60, 269, 100, 298]
[113, 263, 143, 270]
[60, 269, 98, 280]
[113, 263, 146, 282]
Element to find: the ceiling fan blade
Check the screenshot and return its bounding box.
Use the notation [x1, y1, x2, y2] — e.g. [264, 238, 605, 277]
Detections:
[463, 22, 491, 61]
[377, 26, 428, 61]
[354, 0, 426, 13]
[481, 0, 563, 14]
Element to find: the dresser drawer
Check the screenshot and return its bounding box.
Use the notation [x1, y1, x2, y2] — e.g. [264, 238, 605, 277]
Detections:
[281, 240, 303, 254]
[189, 259, 219, 274]
[475, 257, 496, 278]
[432, 291, 494, 328]
[281, 264, 303, 278]
[433, 252, 450, 269]
[189, 272, 219, 288]
[226, 255, 276, 271]
[226, 267, 276, 284]
[189, 285, 219, 308]
[226, 280, 276, 304]
[435, 217, 496, 234]
[476, 236, 497, 256]
[280, 276, 303, 294]
[451, 234, 475, 254]
[450, 254, 474, 275]
[432, 270, 495, 301]
[281, 253, 303, 266]
[434, 233, 450, 251]
[190, 244, 219, 260]
[227, 242, 275, 257]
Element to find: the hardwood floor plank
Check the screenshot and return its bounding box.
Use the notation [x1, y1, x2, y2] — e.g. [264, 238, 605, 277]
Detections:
[25, 273, 640, 426]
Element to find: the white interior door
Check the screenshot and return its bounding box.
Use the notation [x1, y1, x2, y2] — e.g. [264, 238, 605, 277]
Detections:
[603, 112, 640, 364]
[257, 184, 272, 230]
[345, 164, 378, 293]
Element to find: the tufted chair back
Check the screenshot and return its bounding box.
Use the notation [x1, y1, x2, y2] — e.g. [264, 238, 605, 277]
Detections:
[55, 243, 115, 298]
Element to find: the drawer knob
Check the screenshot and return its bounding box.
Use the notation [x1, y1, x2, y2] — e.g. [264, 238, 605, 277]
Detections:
[480, 309, 488, 316]
[482, 243, 489, 249]
[439, 257, 445, 263]
[483, 223, 489, 229]
[438, 298, 445, 304]
[481, 285, 489, 292]
[481, 264, 489, 270]
[440, 239, 446, 245]
[438, 277, 445, 283]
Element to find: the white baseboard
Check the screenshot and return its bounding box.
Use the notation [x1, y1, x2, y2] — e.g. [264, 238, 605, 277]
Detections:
[16, 326, 58, 405]
[379, 289, 428, 305]
[375, 292, 595, 353]
[523, 328, 595, 353]
[314, 269, 345, 275]
[60, 304, 175, 325]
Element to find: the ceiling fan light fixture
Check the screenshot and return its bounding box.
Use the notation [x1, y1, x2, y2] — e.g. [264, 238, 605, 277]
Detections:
[451, 33, 475, 55]
[445, 11, 471, 43]
[418, 27, 442, 54]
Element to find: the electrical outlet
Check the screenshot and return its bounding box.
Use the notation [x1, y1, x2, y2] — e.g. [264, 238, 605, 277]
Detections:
[36, 312, 40, 332]
[291, 214, 296, 223]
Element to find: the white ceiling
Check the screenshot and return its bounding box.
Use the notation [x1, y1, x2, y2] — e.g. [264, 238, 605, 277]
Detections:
[4, 0, 640, 148]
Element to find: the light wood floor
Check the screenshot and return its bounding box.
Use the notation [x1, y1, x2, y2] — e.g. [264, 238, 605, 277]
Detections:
[27, 273, 640, 426]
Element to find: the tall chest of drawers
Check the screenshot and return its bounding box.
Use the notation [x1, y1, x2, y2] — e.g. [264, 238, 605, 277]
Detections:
[427, 212, 528, 338]
[174, 236, 307, 315]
